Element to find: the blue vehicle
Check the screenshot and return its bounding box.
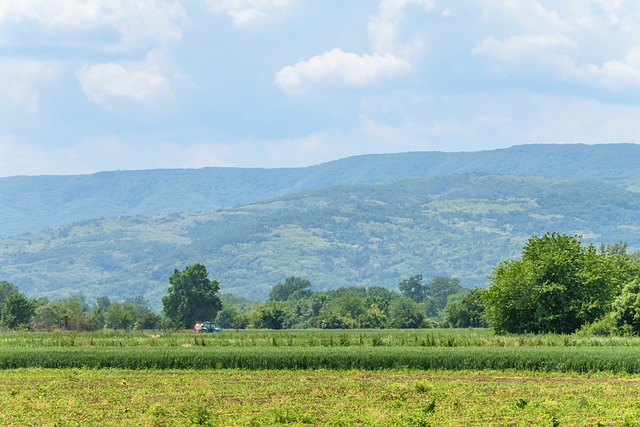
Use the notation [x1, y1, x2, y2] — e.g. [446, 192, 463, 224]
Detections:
[194, 320, 221, 333]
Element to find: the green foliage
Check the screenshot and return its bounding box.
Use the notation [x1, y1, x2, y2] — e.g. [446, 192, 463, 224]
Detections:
[0, 281, 19, 319]
[425, 276, 464, 312]
[4, 155, 640, 306]
[134, 313, 163, 330]
[215, 305, 247, 329]
[268, 276, 311, 302]
[104, 302, 138, 330]
[32, 301, 75, 331]
[485, 233, 635, 334]
[1, 292, 35, 329]
[359, 304, 388, 328]
[162, 264, 222, 329]
[249, 302, 289, 329]
[5, 339, 640, 372]
[399, 275, 425, 302]
[612, 279, 640, 334]
[442, 288, 488, 328]
[389, 297, 425, 329]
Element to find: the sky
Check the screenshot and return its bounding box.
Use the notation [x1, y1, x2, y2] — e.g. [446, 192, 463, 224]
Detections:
[2, 0, 640, 176]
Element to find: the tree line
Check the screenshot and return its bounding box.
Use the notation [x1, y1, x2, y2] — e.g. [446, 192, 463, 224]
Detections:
[0, 281, 163, 331]
[5, 231, 640, 335]
[160, 265, 486, 330]
[0, 264, 484, 331]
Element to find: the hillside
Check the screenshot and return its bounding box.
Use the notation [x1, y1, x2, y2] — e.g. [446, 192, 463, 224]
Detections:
[1, 169, 639, 309]
[2, 143, 640, 238]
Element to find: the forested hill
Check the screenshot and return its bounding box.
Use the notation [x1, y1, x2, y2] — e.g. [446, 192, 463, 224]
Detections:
[1, 170, 640, 308]
[1, 143, 640, 238]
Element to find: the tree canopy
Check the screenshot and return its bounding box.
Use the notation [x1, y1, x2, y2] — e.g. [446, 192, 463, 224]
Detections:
[485, 232, 638, 334]
[162, 264, 222, 329]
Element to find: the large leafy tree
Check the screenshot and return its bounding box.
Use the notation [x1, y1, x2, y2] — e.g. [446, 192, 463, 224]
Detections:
[485, 232, 631, 334]
[162, 264, 222, 328]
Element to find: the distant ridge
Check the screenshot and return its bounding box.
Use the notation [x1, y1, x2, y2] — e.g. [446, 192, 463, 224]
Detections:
[1, 143, 639, 238]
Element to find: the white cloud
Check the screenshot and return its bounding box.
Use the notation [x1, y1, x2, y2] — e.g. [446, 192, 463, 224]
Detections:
[77, 61, 171, 104]
[0, 59, 58, 113]
[275, 49, 410, 91]
[205, 0, 294, 28]
[475, 1, 640, 89]
[275, 0, 434, 92]
[474, 34, 576, 59]
[578, 60, 640, 89]
[0, 0, 187, 51]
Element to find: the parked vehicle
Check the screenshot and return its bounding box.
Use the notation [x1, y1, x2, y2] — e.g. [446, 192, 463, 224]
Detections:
[194, 321, 221, 333]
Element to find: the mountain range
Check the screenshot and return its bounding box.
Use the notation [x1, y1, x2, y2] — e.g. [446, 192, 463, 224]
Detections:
[1, 143, 639, 309]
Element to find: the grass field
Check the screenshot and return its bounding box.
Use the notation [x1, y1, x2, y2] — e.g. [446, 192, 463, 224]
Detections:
[2, 329, 640, 426]
[2, 368, 640, 426]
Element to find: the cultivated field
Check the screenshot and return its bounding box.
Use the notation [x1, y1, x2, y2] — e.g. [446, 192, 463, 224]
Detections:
[2, 329, 640, 426]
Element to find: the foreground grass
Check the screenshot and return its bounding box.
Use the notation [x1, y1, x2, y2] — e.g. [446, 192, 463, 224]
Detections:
[1, 368, 639, 426]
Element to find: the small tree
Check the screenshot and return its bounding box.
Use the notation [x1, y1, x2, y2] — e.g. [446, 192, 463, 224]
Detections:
[105, 302, 138, 330]
[442, 288, 488, 328]
[1, 292, 35, 329]
[398, 275, 425, 302]
[389, 297, 425, 328]
[135, 313, 163, 330]
[32, 301, 74, 331]
[162, 264, 222, 329]
[0, 281, 19, 320]
[249, 302, 288, 329]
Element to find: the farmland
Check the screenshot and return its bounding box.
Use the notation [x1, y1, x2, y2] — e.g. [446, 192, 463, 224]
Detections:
[2, 329, 640, 425]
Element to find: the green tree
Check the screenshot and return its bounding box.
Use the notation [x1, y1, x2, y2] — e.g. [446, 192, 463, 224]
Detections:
[612, 279, 640, 334]
[134, 313, 163, 330]
[485, 233, 626, 334]
[124, 296, 152, 316]
[215, 305, 247, 329]
[249, 302, 289, 329]
[162, 264, 222, 329]
[425, 276, 464, 311]
[268, 277, 312, 302]
[105, 302, 138, 330]
[87, 296, 111, 328]
[398, 275, 424, 302]
[1, 292, 35, 329]
[359, 304, 388, 329]
[32, 301, 74, 331]
[442, 288, 488, 328]
[0, 281, 19, 320]
[389, 297, 425, 328]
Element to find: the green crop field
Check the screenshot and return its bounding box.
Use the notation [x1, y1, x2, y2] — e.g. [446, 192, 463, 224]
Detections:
[2, 329, 640, 426]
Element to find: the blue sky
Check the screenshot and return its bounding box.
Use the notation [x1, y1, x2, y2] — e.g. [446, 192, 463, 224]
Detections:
[2, 0, 640, 176]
